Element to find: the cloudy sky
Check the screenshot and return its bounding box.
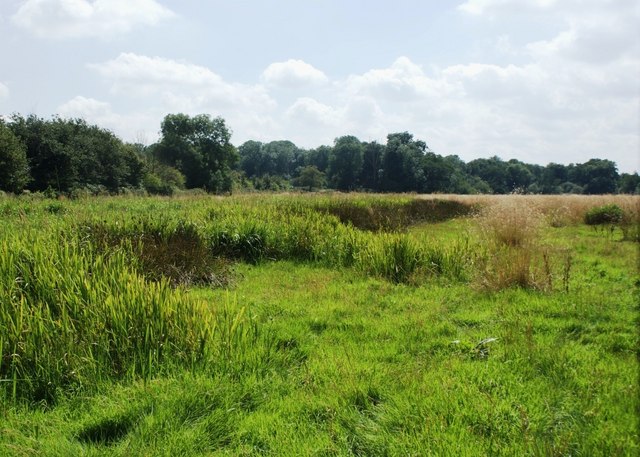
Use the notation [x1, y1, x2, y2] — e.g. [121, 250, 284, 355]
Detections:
[0, 0, 638, 172]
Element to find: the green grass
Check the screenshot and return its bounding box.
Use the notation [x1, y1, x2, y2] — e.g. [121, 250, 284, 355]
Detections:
[0, 193, 638, 455]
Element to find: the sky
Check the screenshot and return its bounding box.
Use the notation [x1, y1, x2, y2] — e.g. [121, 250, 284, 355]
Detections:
[0, 0, 638, 173]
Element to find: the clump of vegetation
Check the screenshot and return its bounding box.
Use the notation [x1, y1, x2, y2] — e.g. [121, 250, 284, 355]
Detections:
[475, 198, 571, 291]
[82, 217, 232, 287]
[477, 196, 544, 248]
[583, 203, 640, 241]
[584, 204, 624, 226]
[0, 233, 214, 402]
[358, 234, 422, 284]
[309, 196, 474, 232]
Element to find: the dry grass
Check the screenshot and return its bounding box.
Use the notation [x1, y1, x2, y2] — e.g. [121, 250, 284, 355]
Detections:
[429, 194, 640, 227]
[472, 197, 573, 292]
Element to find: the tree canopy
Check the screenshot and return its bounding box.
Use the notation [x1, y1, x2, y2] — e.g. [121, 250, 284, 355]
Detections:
[154, 114, 238, 193]
[0, 112, 635, 196]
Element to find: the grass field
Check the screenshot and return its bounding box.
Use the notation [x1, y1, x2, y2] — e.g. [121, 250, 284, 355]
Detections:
[0, 193, 638, 456]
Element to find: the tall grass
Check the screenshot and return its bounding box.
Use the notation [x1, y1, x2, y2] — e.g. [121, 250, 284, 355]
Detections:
[0, 230, 270, 403]
[474, 198, 572, 291]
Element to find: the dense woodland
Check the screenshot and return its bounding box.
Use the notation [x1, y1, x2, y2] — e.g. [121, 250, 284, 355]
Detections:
[1, 113, 638, 196]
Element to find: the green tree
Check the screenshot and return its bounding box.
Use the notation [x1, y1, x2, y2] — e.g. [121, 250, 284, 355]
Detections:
[381, 132, 426, 192]
[618, 172, 640, 194]
[238, 140, 264, 177]
[506, 160, 534, 192]
[466, 156, 509, 194]
[155, 114, 238, 193]
[328, 136, 364, 191]
[8, 114, 143, 193]
[262, 140, 299, 177]
[294, 165, 325, 191]
[306, 145, 331, 173]
[360, 141, 384, 191]
[571, 159, 619, 194]
[0, 121, 30, 193]
[420, 152, 454, 193]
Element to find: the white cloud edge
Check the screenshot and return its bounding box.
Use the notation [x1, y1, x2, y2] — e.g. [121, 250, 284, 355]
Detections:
[261, 59, 329, 87]
[11, 0, 175, 39]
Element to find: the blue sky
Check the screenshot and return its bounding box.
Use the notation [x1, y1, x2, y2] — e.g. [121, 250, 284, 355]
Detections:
[1, 0, 638, 172]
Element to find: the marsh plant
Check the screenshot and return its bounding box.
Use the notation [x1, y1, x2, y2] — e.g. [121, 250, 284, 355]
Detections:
[475, 198, 572, 291]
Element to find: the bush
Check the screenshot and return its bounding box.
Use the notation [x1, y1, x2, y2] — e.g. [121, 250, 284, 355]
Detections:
[584, 204, 624, 226]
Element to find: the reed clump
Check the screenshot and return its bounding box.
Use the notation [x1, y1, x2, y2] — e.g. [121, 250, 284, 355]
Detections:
[0, 232, 213, 402]
[82, 217, 232, 287]
[475, 198, 571, 291]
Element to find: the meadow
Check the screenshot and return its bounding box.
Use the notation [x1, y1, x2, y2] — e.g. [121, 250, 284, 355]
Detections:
[0, 192, 638, 456]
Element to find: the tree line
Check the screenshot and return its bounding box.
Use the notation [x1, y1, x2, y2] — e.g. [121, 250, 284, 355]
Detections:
[1, 113, 638, 196]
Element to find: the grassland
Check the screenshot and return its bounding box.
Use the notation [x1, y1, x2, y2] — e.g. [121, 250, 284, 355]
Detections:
[0, 193, 638, 456]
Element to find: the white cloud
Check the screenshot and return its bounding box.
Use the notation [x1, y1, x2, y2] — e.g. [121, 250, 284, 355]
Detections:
[86, 53, 278, 143]
[286, 97, 340, 126]
[81, 48, 638, 172]
[346, 57, 454, 102]
[12, 0, 174, 39]
[57, 95, 157, 141]
[89, 53, 275, 111]
[58, 95, 110, 118]
[262, 59, 328, 87]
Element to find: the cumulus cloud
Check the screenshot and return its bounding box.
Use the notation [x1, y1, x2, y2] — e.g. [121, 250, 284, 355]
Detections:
[450, 0, 639, 171]
[286, 97, 340, 126]
[346, 57, 454, 102]
[57, 95, 158, 141]
[58, 95, 110, 118]
[89, 53, 275, 111]
[86, 53, 278, 143]
[262, 59, 328, 88]
[12, 0, 174, 39]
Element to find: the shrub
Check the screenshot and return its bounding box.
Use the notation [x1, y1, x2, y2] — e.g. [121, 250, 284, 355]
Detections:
[584, 204, 624, 226]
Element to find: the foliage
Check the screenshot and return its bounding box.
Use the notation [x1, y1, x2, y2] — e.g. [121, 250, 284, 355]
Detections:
[293, 165, 325, 191]
[328, 135, 364, 191]
[1, 112, 634, 196]
[572, 159, 619, 194]
[7, 114, 143, 194]
[584, 204, 624, 225]
[0, 121, 30, 193]
[154, 114, 238, 193]
[0, 232, 214, 402]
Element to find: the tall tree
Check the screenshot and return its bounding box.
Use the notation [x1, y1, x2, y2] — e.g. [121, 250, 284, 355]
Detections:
[618, 172, 640, 194]
[0, 121, 30, 193]
[155, 114, 238, 193]
[307, 145, 331, 173]
[360, 141, 384, 191]
[238, 140, 265, 177]
[571, 159, 619, 194]
[328, 136, 364, 191]
[466, 156, 509, 194]
[381, 132, 426, 192]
